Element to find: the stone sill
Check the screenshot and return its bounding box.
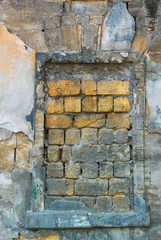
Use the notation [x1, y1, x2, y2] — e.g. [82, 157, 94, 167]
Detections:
[25, 210, 150, 229]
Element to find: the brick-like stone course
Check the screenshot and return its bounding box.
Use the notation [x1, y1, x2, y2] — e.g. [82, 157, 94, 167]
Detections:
[45, 65, 132, 211]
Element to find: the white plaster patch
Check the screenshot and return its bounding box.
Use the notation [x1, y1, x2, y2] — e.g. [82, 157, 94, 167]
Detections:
[0, 174, 12, 186]
[101, 0, 135, 51]
[146, 61, 161, 130]
[0, 25, 35, 140]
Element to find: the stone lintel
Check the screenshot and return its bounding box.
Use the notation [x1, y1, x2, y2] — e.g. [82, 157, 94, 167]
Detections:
[25, 210, 150, 229]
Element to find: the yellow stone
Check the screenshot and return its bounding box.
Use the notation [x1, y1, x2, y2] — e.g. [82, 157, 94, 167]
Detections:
[65, 97, 81, 112]
[106, 114, 130, 129]
[47, 80, 80, 96]
[97, 80, 130, 95]
[98, 96, 113, 112]
[47, 99, 63, 113]
[13, 233, 60, 240]
[74, 115, 105, 128]
[114, 97, 130, 113]
[82, 80, 96, 95]
[82, 96, 97, 112]
[46, 115, 72, 129]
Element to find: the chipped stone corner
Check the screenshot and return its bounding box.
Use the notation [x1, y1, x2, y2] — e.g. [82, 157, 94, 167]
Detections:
[0, 25, 35, 141]
[101, 0, 135, 51]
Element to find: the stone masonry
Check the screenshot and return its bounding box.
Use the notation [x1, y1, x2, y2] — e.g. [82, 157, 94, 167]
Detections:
[0, 0, 161, 239]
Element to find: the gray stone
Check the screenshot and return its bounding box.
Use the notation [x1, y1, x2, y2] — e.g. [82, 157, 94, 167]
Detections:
[114, 162, 131, 178]
[81, 24, 98, 51]
[48, 200, 86, 211]
[11, 169, 32, 225]
[82, 163, 98, 179]
[72, 144, 106, 162]
[99, 129, 114, 144]
[47, 179, 74, 196]
[47, 163, 63, 178]
[75, 179, 108, 196]
[109, 178, 130, 195]
[114, 129, 128, 144]
[113, 196, 130, 212]
[106, 144, 130, 161]
[71, 2, 107, 16]
[96, 196, 113, 212]
[100, 162, 113, 179]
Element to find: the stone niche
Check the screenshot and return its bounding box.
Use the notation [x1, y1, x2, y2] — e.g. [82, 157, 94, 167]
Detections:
[12, 51, 150, 230]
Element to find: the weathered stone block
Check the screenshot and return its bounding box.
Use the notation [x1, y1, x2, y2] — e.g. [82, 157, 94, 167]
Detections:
[82, 80, 96, 95]
[98, 129, 114, 144]
[81, 128, 97, 144]
[74, 114, 105, 128]
[97, 81, 130, 95]
[65, 163, 81, 179]
[98, 96, 113, 113]
[113, 195, 130, 212]
[45, 28, 65, 52]
[61, 146, 71, 163]
[48, 146, 60, 162]
[106, 144, 130, 162]
[114, 97, 130, 113]
[96, 196, 112, 211]
[82, 163, 98, 178]
[100, 162, 113, 179]
[81, 24, 98, 51]
[109, 178, 130, 195]
[72, 144, 106, 162]
[47, 99, 63, 114]
[106, 114, 130, 129]
[47, 163, 63, 178]
[75, 179, 108, 196]
[114, 162, 131, 178]
[47, 80, 80, 96]
[114, 129, 128, 144]
[46, 115, 72, 129]
[63, 25, 78, 51]
[71, 2, 107, 16]
[65, 97, 81, 113]
[66, 129, 80, 145]
[47, 179, 74, 196]
[82, 96, 97, 112]
[48, 129, 64, 145]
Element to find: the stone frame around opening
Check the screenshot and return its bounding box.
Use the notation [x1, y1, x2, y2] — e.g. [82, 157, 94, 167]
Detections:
[12, 51, 150, 230]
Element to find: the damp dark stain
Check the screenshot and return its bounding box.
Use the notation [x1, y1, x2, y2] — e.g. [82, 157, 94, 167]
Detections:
[145, 0, 160, 19]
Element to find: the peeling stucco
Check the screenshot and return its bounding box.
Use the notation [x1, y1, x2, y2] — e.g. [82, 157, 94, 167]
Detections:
[146, 60, 161, 131]
[0, 25, 35, 140]
[101, 0, 135, 51]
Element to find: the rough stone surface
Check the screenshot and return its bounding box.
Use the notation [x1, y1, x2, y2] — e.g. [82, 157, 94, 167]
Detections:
[1, 0, 161, 238]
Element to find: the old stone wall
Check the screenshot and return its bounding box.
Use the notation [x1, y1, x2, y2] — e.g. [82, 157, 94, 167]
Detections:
[0, 0, 161, 239]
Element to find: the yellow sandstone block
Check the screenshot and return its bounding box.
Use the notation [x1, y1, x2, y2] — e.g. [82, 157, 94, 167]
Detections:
[82, 96, 97, 112]
[65, 97, 81, 112]
[46, 115, 72, 129]
[47, 80, 80, 96]
[98, 96, 113, 112]
[114, 97, 130, 113]
[74, 115, 105, 128]
[47, 99, 63, 113]
[97, 80, 130, 95]
[82, 80, 96, 95]
[14, 233, 60, 240]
